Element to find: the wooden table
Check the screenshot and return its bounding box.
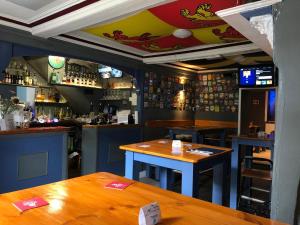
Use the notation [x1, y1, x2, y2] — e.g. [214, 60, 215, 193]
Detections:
[168, 126, 235, 146]
[120, 139, 232, 206]
[230, 135, 275, 209]
[0, 172, 286, 225]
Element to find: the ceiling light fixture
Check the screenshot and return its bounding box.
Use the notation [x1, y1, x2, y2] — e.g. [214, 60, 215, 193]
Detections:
[173, 29, 192, 39]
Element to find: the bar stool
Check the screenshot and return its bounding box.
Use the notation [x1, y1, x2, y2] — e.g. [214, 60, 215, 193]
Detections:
[238, 156, 273, 217]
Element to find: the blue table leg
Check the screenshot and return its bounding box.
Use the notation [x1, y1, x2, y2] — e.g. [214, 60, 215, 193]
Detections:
[181, 163, 199, 197]
[125, 151, 139, 181]
[159, 167, 173, 190]
[230, 139, 240, 209]
[212, 163, 224, 205]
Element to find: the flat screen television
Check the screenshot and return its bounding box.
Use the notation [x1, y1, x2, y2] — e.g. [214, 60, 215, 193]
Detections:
[239, 65, 277, 87]
[98, 65, 123, 78]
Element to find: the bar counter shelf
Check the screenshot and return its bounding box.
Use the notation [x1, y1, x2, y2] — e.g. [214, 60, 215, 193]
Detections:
[51, 82, 103, 89]
[0, 126, 71, 194]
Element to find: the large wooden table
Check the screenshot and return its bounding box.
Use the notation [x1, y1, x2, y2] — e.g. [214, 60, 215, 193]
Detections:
[230, 135, 275, 209]
[120, 139, 232, 205]
[0, 172, 286, 225]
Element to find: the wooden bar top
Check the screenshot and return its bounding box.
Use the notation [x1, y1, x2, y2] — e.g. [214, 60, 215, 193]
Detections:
[0, 126, 71, 136]
[0, 172, 285, 225]
[119, 139, 232, 163]
[83, 124, 141, 129]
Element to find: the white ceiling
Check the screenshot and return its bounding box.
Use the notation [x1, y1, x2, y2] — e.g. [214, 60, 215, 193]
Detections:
[7, 0, 56, 11]
[0, 0, 279, 66]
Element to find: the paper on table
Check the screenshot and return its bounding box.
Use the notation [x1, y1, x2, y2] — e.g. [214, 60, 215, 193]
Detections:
[158, 140, 168, 144]
[105, 181, 133, 190]
[186, 150, 213, 156]
[13, 197, 49, 212]
[138, 144, 151, 148]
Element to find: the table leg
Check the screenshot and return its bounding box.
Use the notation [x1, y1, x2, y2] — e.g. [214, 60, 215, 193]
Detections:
[212, 163, 223, 205]
[159, 167, 173, 190]
[181, 163, 199, 197]
[169, 130, 176, 140]
[212, 154, 230, 206]
[230, 139, 240, 209]
[125, 151, 139, 181]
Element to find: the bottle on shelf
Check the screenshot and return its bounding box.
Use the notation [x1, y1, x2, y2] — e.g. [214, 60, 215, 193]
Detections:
[50, 69, 57, 84]
[24, 70, 29, 85]
[33, 73, 37, 86]
[28, 71, 33, 85]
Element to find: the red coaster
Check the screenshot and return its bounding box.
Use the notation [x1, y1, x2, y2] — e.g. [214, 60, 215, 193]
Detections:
[105, 181, 133, 190]
[13, 197, 49, 212]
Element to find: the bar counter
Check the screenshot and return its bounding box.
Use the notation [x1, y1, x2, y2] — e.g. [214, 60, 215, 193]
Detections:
[81, 124, 142, 176]
[0, 126, 71, 135]
[0, 126, 71, 193]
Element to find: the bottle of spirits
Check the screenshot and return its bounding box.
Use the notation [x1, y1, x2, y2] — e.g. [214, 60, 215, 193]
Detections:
[51, 69, 57, 84]
[6, 70, 11, 84]
[33, 73, 37, 86]
[24, 70, 29, 85]
[28, 71, 33, 85]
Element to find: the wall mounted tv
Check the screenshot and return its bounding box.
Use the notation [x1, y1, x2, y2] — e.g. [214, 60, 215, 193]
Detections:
[239, 65, 277, 87]
[98, 65, 123, 78]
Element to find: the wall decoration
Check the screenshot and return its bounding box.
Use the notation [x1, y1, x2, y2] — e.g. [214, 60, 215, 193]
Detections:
[143, 71, 239, 113]
[143, 72, 194, 111]
[194, 73, 239, 113]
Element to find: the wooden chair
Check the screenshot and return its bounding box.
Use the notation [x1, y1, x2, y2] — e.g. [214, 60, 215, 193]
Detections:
[238, 156, 273, 217]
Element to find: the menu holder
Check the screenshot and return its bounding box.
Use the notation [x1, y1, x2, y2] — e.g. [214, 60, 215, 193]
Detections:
[139, 202, 161, 225]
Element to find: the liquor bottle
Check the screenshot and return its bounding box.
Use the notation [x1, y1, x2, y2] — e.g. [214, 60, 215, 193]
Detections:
[28, 71, 33, 85]
[33, 73, 37, 86]
[6, 70, 11, 84]
[50, 69, 57, 84]
[57, 71, 61, 84]
[71, 71, 75, 84]
[24, 70, 29, 85]
[92, 74, 96, 87]
[62, 73, 66, 84]
[14, 71, 19, 84]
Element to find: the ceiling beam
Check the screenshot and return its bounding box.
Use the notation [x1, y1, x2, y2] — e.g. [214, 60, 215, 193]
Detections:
[216, 0, 282, 57]
[32, 0, 175, 38]
[143, 43, 260, 64]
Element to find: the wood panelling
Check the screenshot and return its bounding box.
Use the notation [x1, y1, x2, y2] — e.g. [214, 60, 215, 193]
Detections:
[145, 120, 194, 128]
[195, 119, 237, 128]
[145, 119, 237, 128]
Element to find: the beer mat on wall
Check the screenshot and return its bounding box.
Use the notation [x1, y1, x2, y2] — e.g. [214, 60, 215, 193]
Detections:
[13, 197, 49, 212]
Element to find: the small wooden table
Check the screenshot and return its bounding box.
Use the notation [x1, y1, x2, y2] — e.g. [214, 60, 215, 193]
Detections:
[0, 172, 286, 225]
[168, 126, 235, 146]
[230, 135, 275, 209]
[120, 139, 232, 206]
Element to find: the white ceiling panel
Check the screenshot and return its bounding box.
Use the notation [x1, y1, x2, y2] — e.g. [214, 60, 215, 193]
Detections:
[7, 0, 56, 11]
